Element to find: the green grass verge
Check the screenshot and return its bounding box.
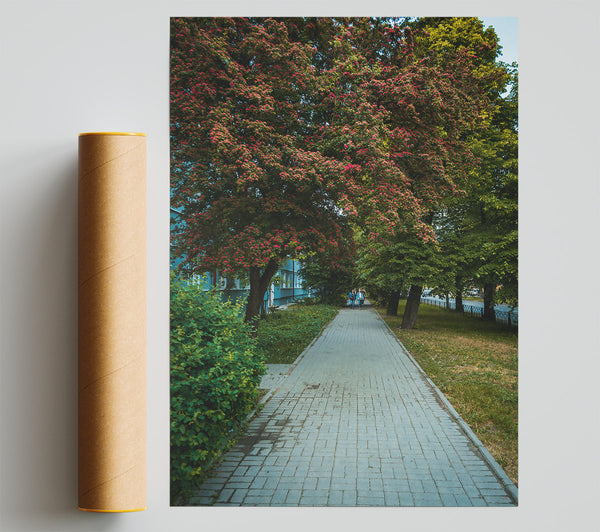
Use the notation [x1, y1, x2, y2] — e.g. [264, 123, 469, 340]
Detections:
[379, 301, 518, 485]
[256, 303, 339, 364]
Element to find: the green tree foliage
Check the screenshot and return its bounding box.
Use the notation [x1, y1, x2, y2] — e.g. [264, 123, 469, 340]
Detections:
[298, 246, 357, 306]
[470, 71, 518, 308]
[362, 17, 518, 325]
[356, 227, 441, 315]
[170, 276, 265, 502]
[415, 18, 517, 311]
[433, 70, 518, 314]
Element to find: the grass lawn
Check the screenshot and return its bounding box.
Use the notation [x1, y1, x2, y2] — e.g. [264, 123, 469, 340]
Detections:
[379, 301, 518, 485]
[256, 303, 339, 364]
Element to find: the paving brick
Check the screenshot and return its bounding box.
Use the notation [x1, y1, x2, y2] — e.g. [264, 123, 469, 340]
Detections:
[270, 489, 289, 504]
[357, 496, 386, 506]
[413, 493, 443, 506]
[277, 478, 305, 491]
[399, 492, 415, 506]
[249, 476, 268, 489]
[301, 477, 317, 490]
[226, 480, 252, 490]
[327, 490, 344, 505]
[480, 487, 511, 497]
[453, 493, 473, 506]
[341, 490, 357, 506]
[470, 497, 488, 506]
[484, 495, 514, 505]
[243, 496, 271, 506]
[285, 489, 302, 505]
[440, 493, 458, 506]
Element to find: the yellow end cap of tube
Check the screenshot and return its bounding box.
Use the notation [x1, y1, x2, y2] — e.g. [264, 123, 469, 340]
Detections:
[79, 132, 147, 137]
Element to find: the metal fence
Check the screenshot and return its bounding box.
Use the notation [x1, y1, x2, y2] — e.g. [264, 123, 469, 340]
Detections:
[420, 296, 518, 327]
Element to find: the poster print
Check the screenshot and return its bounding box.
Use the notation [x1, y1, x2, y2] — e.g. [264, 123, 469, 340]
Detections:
[169, 17, 518, 507]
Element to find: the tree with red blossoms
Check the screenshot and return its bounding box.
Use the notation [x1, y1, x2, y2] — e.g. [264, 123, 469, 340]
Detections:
[171, 18, 349, 321]
[170, 17, 491, 322]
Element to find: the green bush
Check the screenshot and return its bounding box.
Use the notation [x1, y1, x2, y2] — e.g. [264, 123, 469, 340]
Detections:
[170, 277, 265, 502]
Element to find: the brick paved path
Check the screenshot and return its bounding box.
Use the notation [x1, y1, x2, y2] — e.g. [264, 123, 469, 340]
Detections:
[189, 305, 518, 507]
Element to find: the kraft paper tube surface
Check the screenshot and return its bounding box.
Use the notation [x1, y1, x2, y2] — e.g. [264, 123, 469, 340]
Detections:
[78, 132, 146, 512]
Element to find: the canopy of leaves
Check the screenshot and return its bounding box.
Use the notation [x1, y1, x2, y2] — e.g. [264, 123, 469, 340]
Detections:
[171, 17, 492, 280]
[356, 17, 518, 308]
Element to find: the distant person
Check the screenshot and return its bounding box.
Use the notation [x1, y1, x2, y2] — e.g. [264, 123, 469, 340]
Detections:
[347, 289, 355, 308]
[351, 289, 357, 309]
[357, 288, 365, 309]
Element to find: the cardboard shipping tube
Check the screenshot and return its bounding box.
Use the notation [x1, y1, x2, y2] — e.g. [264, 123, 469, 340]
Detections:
[78, 132, 146, 512]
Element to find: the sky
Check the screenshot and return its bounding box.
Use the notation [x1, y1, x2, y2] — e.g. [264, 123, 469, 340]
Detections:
[479, 17, 518, 65]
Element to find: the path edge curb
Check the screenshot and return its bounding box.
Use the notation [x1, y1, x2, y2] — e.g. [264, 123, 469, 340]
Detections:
[374, 309, 519, 505]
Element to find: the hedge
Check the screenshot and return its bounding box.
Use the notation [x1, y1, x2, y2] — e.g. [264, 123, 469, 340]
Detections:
[170, 277, 265, 502]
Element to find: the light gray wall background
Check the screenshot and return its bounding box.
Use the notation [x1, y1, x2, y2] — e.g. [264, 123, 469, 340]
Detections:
[1, 1, 598, 531]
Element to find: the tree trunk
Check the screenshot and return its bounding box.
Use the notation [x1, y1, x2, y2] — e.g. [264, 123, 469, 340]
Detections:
[245, 268, 263, 324]
[455, 291, 464, 312]
[245, 259, 280, 325]
[386, 289, 401, 316]
[401, 284, 422, 329]
[223, 276, 235, 300]
[483, 282, 496, 321]
[455, 276, 464, 313]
